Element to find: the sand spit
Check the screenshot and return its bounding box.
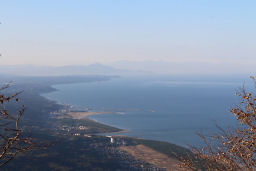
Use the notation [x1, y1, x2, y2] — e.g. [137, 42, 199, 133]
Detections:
[66, 111, 111, 119]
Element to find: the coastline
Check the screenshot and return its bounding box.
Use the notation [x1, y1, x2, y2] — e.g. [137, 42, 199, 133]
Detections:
[41, 83, 128, 135]
[65, 111, 111, 120]
[3, 75, 192, 170]
[40, 79, 195, 147]
[58, 110, 128, 134]
[36, 77, 130, 135]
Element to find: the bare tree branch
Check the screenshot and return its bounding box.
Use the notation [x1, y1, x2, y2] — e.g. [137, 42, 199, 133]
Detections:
[0, 83, 33, 167]
[179, 77, 256, 170]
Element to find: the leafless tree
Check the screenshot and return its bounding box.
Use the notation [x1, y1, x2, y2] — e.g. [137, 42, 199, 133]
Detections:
[0, 83, 33, 167]
[179, 76, 256, 170]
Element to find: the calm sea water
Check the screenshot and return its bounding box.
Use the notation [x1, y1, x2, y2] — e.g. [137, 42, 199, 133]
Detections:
[43, 76, 244, 146]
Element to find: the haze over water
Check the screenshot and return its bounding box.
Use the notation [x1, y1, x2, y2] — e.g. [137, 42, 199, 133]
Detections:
[43, 76, 242, 146]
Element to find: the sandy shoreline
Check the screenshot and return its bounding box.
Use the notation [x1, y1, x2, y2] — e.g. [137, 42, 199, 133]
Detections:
[66, 111, 111, 119]
[58, 111, 129, 134]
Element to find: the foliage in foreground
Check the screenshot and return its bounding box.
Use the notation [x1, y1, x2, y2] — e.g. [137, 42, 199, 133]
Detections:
[180, 77, 256, 171]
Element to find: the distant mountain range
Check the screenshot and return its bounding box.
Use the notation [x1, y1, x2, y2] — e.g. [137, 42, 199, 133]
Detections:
[0, 63, 132, 76]
[0, 60, 253, 77]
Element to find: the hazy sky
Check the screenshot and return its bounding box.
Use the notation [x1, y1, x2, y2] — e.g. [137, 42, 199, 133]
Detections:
[1, 1, 256, 74]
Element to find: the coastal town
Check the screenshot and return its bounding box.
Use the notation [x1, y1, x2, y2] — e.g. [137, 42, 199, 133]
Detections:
[50, 105, 129, 146]
[47, 105, 184, 170]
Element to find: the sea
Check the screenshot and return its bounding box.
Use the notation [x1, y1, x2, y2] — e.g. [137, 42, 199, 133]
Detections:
[43, 75, 248, 147]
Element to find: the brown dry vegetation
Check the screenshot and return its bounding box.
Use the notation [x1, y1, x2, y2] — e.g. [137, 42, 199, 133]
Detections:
[180, 77, 256, 171]
[119, 144, 186, 171]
